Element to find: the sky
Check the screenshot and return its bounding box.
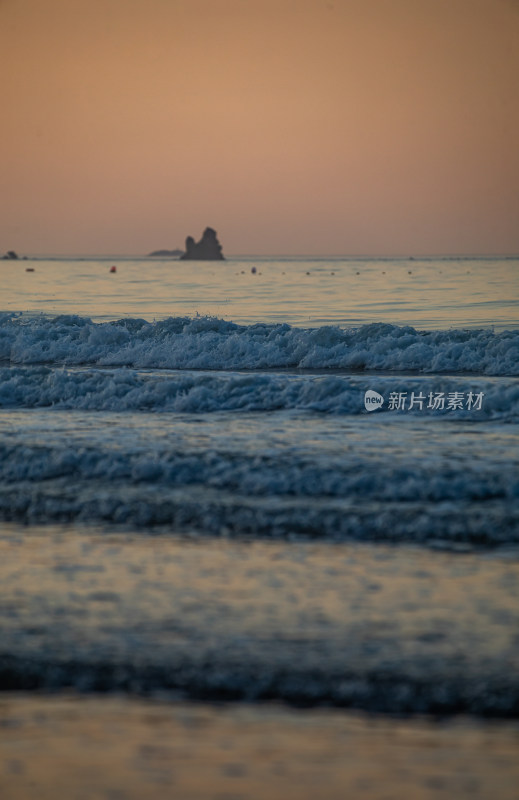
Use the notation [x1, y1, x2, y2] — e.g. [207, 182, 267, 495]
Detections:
[1, 0, 518, 256]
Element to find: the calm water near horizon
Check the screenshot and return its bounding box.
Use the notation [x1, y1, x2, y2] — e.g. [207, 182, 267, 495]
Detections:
[1, 255, 518, 797]
[3, 254, 519, 329]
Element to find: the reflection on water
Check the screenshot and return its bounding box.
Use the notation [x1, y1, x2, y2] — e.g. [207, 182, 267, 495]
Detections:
[2, 256, 518, 330]
[1, 526, 518, 711]
[1, 694, 518, 800]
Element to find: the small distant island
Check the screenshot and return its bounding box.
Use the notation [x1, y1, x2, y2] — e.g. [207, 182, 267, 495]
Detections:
[180, 227, 225, 260]
[148, 248, 184, 257]
[147, 228, 225, 260]
[2, 250, 19, 260]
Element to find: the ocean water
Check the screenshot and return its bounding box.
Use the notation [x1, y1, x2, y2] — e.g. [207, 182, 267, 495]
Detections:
[1, 255, 519, 797]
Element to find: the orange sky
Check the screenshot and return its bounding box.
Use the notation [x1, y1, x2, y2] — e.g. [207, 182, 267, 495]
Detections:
[1, 0, 518, 255]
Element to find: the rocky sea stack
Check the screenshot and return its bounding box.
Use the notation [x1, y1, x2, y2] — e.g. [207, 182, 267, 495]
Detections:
[180, 227, 225, 260]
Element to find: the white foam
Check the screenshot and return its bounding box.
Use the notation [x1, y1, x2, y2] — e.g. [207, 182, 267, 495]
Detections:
[1, 315, 518, 375]
[0, 366, 518, 419]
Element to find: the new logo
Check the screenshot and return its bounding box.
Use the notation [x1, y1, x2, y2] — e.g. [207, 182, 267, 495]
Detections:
[364, 390, 384, 411]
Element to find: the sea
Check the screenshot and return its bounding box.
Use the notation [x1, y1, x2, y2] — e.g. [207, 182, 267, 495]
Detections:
[0, 255, 518, 799]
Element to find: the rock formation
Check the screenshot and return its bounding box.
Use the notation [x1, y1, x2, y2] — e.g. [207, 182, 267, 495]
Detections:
[3, 250, 19, 260]
[180, 227, 225, 260]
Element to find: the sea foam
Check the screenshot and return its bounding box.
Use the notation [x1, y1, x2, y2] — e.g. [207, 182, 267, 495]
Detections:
[1, 314, 518, 375]
[0, 366, 518, 419]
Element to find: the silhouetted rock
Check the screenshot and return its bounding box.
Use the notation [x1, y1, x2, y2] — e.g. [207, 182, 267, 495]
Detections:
[3, 250, 19, 260]
[180, 227, 225, 260]
[148, 249, 184, 257]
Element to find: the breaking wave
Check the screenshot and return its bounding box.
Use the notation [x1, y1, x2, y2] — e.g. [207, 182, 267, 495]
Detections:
[1, 366, 518, 419]
[1, 314, 518, 375]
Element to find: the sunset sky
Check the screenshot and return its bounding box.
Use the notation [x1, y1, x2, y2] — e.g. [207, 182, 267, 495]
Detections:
[1, 0, 518, 256]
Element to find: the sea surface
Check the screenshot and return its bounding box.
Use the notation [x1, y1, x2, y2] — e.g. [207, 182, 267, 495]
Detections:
[1, 255, 518, 798]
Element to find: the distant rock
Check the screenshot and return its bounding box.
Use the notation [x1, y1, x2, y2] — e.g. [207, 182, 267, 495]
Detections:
[180, 227, 225, 260]
[148, 249, 184, 257]
[3, 250, 19, 260]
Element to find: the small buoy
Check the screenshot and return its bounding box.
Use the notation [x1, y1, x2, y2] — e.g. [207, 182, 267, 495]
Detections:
[109, 265, 117, 273]
[25, 267, 35, 272]
[306, 271, 310, 275]
[331, 271, 335, 275]
[356, 271, 360, 275]
[241, 270, 245, 274]
[251, 266, 256, 274]
[408, 270, 412, 274]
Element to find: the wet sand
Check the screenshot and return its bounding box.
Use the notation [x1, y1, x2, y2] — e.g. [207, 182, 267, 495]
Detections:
[1, 693, 519, 800]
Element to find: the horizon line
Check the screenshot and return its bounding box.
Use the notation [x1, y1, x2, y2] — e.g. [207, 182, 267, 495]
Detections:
[5, 251, 519, 260]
